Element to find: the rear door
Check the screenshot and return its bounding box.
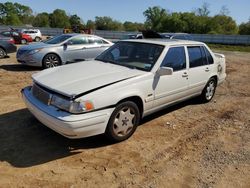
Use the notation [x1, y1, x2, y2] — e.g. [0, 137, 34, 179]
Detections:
[186, 46, 213, 95]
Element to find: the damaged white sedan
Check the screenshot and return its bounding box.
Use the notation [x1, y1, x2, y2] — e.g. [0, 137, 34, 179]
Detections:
[22, 39, 226, 142]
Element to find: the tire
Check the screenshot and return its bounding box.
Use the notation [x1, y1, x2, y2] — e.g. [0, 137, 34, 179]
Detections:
[35, 37, 41, 42]
[0, 47, 6, 59]
[42, 54, 61, 69]
[200, 78, 217, 102]
[21, 39, 27, 44]
[105, 101, 140, 142]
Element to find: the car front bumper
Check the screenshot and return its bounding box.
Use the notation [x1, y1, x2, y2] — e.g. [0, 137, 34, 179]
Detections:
[17, 52, 43, 67]
[21, 86, 114, 139]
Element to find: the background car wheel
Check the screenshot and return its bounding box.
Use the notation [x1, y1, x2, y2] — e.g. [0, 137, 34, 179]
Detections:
[0, 47, 6, 59]
[35, 37, 41, 42]
[21, 39, 27, 44]
[105, 101, 140, 142]
[200, 78, 217, 102]
[42, 54, 61, 69]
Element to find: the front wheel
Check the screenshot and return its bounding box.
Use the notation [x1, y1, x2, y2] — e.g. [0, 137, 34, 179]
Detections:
[42, 54, 61, 69]
[200, 78, 217, 102]
[0, 47, 6, 59]
[105, 101, 140, 142]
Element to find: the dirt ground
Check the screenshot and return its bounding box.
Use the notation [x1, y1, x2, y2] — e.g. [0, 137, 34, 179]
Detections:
[0, 48, 249, 188]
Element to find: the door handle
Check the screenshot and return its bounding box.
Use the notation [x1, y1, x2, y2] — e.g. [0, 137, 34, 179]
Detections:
[182, 72, 188, 77]
[205, 67, 210, 72]
[82, 47, 87, 49]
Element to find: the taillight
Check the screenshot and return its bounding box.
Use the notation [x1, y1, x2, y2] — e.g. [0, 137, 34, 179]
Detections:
[9, 38, 15, 44]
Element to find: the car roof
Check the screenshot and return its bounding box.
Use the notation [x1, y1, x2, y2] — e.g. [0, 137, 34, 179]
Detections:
[122, 39, 204, 46]
[62, 33, 103, 38]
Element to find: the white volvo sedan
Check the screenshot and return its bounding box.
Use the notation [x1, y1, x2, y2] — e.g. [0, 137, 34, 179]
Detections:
[22, 39, 226, 142]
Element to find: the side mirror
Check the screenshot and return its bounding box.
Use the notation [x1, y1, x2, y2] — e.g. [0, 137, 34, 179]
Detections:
[157, 67, 173, 76]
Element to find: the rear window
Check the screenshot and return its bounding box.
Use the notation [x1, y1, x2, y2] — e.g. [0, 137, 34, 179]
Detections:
[204, 46, 214, 64]
[188, 46, 204, 68]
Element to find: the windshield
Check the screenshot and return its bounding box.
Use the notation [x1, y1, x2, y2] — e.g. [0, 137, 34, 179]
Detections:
[44, 35, 72, 44]
[96, 42, 164, 71]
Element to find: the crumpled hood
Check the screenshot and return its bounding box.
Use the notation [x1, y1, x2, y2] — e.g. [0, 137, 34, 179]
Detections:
[32, 60, 145, 97]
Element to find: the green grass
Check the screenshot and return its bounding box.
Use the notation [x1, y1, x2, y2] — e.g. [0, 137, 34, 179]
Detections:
[208, 44, 250, 53]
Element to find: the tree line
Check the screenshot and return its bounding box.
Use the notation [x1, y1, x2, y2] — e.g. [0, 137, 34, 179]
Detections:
[0, 2, 250, 35]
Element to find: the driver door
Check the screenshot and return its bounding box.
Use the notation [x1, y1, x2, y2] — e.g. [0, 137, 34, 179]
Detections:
[63, 36, 89, 63]
[154, 46, 189, 107]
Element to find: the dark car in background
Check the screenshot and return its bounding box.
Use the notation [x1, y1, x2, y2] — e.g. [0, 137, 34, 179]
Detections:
[0, 40, 17, 58]
[0, 34, 15, 44]
[0, 30, 33, 44]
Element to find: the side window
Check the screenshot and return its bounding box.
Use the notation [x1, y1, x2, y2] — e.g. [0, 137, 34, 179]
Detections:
[204, 46, 214, 64]
[102, 39, 109, 44]
[88, 37, 103, 44]
[68, 37, 88, 45]
[172, 35, 186, 40]
[188, 46, 204, 68]
[2, 32, 10, 36]
[161, 47, 186, 71]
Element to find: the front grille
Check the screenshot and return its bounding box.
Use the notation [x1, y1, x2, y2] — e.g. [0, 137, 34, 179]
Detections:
[32, 84, 52, 105]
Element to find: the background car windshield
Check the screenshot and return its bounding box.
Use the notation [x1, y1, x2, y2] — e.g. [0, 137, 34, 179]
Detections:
[44, 35, 72, 44]
[96, 42, 164, 71]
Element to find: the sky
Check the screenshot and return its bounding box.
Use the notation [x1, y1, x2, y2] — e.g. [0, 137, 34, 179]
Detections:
[4, 0, 250, 24]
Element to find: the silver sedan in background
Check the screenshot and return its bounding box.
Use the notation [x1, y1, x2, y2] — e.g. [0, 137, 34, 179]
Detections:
[16, 34, 113, 68]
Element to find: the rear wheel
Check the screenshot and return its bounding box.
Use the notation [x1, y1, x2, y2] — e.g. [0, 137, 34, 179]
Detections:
[200, 78, 217, 102]
[21, 39, 27, 44]
[0, 47, 6, 58]
[105, 101, 140, 142]
[35, 37, 41, 42]
[42, 54, 61, 69]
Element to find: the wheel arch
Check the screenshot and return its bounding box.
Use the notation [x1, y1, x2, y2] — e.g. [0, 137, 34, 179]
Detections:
[209, 75, 218, 85]
[116, 96, 144, 118]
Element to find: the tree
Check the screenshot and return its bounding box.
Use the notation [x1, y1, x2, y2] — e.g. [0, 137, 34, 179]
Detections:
[0, 2, 33, 25]
[49, 9, 70, 28]
[219, 5, 230, 16]
[143, 6, 168, 31]
[86, 20, 96, 29]
[210, 15, 238, 34]
[123, 21, 144, 31]
[195, 2, 210, 16]
[69, 14, 82, 26]
[162, 13, 187, 32]
[95, 16, 123, 31]
[32, 12, 50, 27]
[5, 12, 22, 25]
[239, 20, 250, 35]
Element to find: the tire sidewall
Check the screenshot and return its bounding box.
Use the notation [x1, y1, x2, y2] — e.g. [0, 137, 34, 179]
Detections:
[21, 39, 27, 44]
[105, 101, 140, 142]
[42, 54, 61, 69]
[35, 37, 41, 42]
[202, 78, 217, 102]
[0, 48, 6, 58]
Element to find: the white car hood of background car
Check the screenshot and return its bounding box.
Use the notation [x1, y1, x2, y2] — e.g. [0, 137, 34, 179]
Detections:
[32, 60, 145, 97]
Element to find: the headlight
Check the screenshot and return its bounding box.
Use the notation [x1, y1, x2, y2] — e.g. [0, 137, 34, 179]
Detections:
[50, 95, 94, 114]
[28, 48, 42, 55]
